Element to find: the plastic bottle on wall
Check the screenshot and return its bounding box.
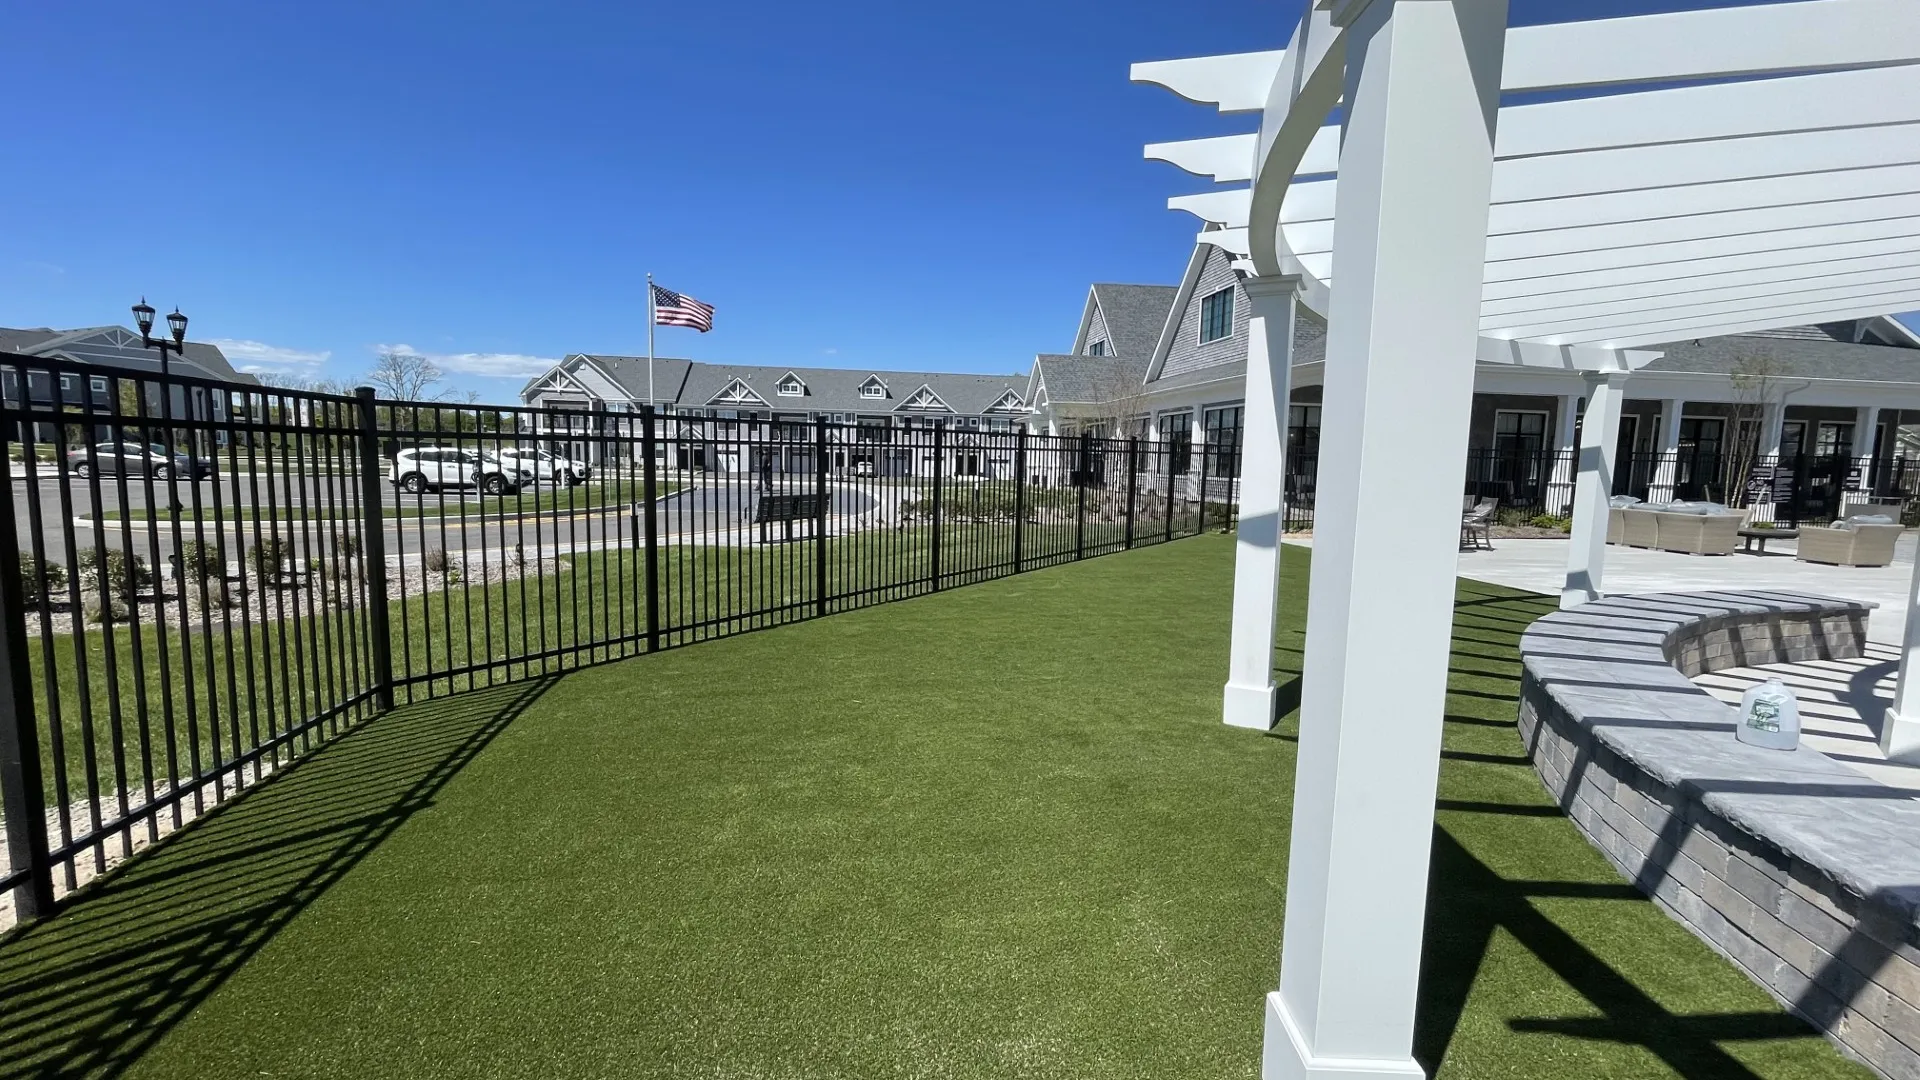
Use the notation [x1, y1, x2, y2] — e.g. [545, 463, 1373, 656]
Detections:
[1736, 678, 1801, 751]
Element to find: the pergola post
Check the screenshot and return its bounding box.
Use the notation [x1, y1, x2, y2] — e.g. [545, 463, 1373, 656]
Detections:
[1562, 369, 1629, 610]
[1884, 553, 1920, 763]
[1224, 274, 1304, 730]
[1267, 1, 1506, 1077]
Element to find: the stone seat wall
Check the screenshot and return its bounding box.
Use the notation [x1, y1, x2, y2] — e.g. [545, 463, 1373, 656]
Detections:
[1518, 591, 1920, 1079]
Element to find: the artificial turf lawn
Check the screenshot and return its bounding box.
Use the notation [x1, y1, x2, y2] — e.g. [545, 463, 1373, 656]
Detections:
[0, 535, 1871, 1079]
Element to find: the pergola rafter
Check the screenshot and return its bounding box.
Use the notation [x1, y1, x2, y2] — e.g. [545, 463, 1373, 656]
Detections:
[1125, 3, 1920, 1078]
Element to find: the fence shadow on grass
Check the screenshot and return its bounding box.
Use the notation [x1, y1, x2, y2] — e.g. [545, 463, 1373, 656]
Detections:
[0, 676, 557, 1080]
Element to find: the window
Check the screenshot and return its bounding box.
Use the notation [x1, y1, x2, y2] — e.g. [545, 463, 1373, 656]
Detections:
[1678, 417, 1724, 459]
[777, 374, 805, 397]
[1087, 339, 1107, 356]
[1814, 421, 1854, 457]
[1204, 405, 1244, 477]
[1199, 287, 1234, 344]
[860, 377, 886, 399]
[1287, 405, 1321, 458]
[1159, 410, 1193, 475]
[1492, 410, 1548, 456]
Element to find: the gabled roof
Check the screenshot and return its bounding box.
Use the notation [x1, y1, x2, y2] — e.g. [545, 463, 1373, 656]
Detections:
[893, 383, 952, 412]
[707, 377, 769, 406]
[1075, 283, 1178, 360]
[1030, 354, 1153, 405]
[1643, 332, 1920, 386]
[0, 325, 258, 385]
[525, 356, 1026, 415]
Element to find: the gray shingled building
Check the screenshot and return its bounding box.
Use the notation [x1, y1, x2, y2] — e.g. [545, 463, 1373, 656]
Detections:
[520, 354, 1032, 477]
[2, 325, 255, 443]
[1028, 237, 1920, 513]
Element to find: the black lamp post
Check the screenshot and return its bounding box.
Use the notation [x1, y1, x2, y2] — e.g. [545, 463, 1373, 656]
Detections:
[131, 298, 189, 378]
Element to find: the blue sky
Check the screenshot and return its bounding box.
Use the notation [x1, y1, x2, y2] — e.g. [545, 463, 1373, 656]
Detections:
[2, 0, 1906, 398]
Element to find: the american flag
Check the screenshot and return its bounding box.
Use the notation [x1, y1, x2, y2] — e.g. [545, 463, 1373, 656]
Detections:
[651, 284, 715, 332]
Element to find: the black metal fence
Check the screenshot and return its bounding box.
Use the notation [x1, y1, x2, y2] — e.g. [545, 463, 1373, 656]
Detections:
[0, 356, 1223, 926]
[1278, 446, 1920, 533]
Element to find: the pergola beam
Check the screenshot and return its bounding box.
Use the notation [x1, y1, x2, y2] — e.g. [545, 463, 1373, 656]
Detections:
[1500, 0, 1920, 90]
[1579, 295, 1920, 348]
[1481, 251, 1920, 317]
[1487, 275, 1920, 340]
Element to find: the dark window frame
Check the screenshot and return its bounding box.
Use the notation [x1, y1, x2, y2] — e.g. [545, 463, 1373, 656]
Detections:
[1199, 287, 1235, 344]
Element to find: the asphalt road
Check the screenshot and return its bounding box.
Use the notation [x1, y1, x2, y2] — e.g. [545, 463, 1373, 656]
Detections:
[13, 473, 884, 573]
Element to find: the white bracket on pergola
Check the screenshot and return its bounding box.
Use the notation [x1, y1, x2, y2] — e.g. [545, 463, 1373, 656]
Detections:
[1129, 2, 1920, 1078]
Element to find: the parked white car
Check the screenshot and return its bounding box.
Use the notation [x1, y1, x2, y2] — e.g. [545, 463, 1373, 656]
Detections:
[390, 447, 534, 495]
[496, 447, 590, 485]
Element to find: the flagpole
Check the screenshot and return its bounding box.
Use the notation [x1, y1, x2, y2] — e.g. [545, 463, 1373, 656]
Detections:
[646, 272, 656, 407]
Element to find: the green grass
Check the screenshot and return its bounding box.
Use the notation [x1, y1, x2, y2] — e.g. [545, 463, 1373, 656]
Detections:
[0, 537, 1867, 1079]
[20, 519, 1151, 799]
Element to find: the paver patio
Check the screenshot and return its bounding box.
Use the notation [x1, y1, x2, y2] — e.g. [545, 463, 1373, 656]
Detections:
[1453, 533, 1918, 643]
[0, 537, 1871, 1079]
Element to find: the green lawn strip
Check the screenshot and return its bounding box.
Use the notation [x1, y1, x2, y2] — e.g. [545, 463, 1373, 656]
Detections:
[0, 537, 1866, 1078]
[18, 523, 1173, 800]
[92, 482, 683, 524]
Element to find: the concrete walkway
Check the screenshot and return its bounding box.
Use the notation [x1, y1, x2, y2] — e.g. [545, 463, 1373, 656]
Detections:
[1451, 532, 1918, 644]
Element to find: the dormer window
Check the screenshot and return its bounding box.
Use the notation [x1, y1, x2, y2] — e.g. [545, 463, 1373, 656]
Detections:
[1087, 340, 1107, 356]
[859, 376, 887, 399]
[1200, 286, 1235, 344]
[777, 372, 806, 397]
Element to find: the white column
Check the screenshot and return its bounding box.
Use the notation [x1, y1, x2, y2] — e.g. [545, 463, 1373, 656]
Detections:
[1849, 405, 1882, 497]
[1544, 389, 1582, 517]
[1646, 398, 1684, 503]
[1884, 549, 1920, 763]
[1224, 275, 1304, 730]
[1760, 401, 1787, 459]
[1267, 1, 1506, 1077]
[1562, 370, 1629, 610]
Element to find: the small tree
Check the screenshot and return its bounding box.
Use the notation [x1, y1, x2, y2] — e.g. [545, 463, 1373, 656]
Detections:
[365, 351, 444, 402]
[1722, 353, 1786, 508]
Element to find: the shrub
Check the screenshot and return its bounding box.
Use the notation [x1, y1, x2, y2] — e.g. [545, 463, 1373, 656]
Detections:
[176, 539, 224, 582]
[1527, 513, 1573, 532]
[332, 529, 362, 559]
[423, 547, 450, 574]
[77, 548, 149, 603]
[18, 552, 67, 599]
[251, 537, 293, 583]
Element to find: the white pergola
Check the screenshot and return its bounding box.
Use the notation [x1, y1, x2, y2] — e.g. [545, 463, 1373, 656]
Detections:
[1131, 1, 1920, 1076]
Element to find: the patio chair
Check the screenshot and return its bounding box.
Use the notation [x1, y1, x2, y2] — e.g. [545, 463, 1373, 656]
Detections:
[1605, 496, 1643, 545]
[1648, 510, 1741, 555]
[1796, 521, 1904, 567]
[1621, 507, 1659, 548]
[1461, 498, 1497, 551]
[1838, 497, 1903, 522]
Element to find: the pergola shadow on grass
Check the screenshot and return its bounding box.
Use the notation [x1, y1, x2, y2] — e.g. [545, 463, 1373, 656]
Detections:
[0, 538, 1871, 1079]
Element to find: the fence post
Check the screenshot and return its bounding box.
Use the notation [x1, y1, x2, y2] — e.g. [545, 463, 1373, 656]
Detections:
[1012, 430, 1028, 572]
[0, 422, 54, 922]
[642, 406, 661, 652]
[1075, 432, 1089, 559]
[1165, 442, 1176, 542]
[930, 423, 944, 591]
[1125, 437, 1138, 548]
[354, 387, 396, 711]
[814, 417, 829, 618]
[1197, 434, 1209, 534]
